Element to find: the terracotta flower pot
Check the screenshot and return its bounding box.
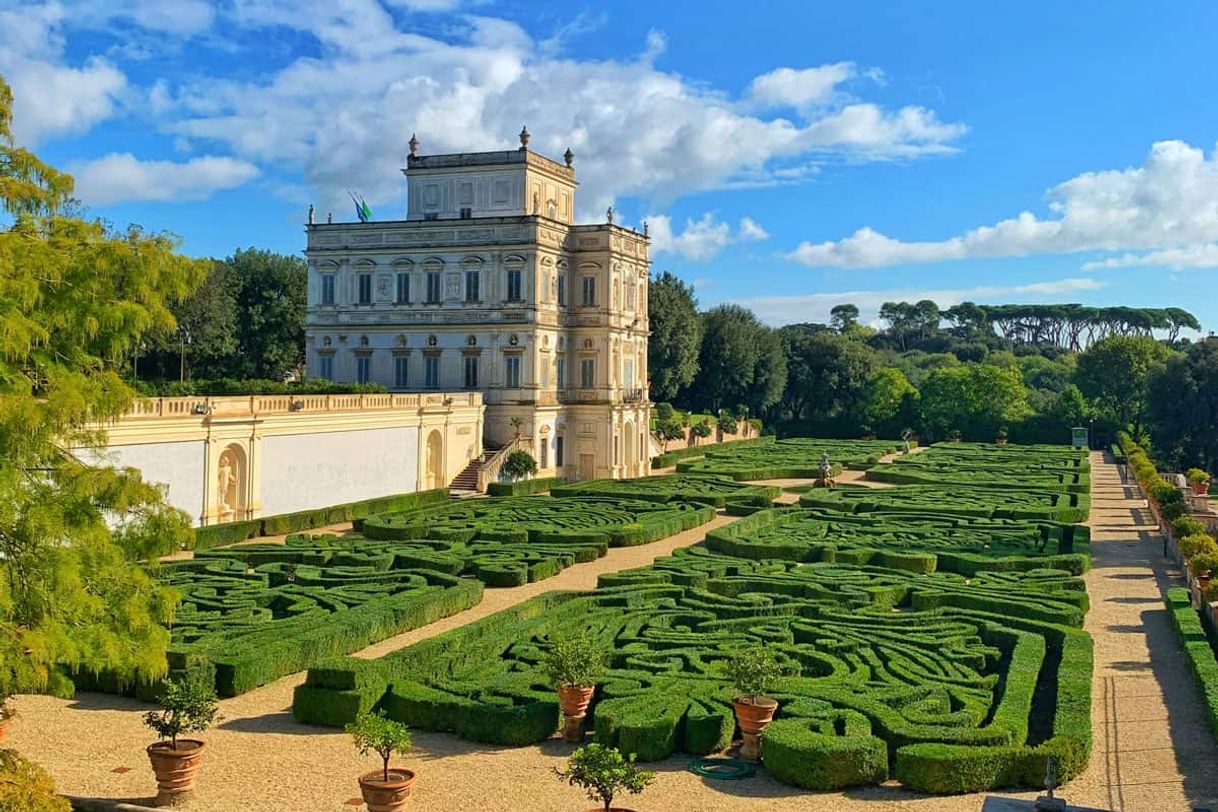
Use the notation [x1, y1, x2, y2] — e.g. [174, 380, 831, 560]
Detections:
[146, 739, 205, 807]
[0, 714, 10, 744]
[557, 684, 596, 742]
[732, 695, 778, 762]
[358, 768, 416, 812]
[995, 438, 1009, 445]
[1192, 481, 1210, 496]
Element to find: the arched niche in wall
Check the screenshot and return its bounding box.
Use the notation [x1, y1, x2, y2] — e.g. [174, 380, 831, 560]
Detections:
[215, 442, 247, 523]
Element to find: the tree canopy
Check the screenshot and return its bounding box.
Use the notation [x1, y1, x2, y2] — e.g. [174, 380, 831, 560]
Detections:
[0, 75, 203, 698]
[647, 271, 702, 402]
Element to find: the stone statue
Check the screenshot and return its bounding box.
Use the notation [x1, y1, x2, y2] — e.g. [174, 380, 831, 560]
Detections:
[217, 451, 236, 519]
[307, 204, 314, 225]
[606, 205, 614, 224]
[643, 220, 649, 237]
[409, 133, 420, 157]
[533, 191, 539, 214]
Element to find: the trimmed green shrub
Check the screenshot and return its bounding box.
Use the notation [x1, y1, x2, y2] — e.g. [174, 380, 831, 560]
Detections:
[487, 477, 563, 496]
[1167, 587, 1218, 741]
[763, 715, 888, 790]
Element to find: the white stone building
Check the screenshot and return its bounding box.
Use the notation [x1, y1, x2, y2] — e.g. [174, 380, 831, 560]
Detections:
[304, 130, 651, 482]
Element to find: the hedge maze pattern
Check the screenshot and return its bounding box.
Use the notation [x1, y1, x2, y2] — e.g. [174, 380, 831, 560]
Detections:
[295, 547, 1091, 794]
[865, 443, 1091, 494]
[675, 438, 901, 480]
[798, 483, 1090, 524]
[705, 507, 1091, 576]
[550, 474, 780, 508]
[132, 496, 714, 697]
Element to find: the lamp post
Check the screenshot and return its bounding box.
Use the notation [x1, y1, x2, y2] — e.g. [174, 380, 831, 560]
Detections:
[178, 325, 193, 383]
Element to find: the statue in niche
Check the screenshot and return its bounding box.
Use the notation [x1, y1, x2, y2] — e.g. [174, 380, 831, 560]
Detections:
[533, 192, 540, 214]
[217, 449, 238, 520]
[377, 276, 390, 297]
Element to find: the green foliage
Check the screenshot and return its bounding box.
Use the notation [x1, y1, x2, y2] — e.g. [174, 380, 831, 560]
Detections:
[658, 418, 685, 442]
[762, 715, 888, 790]
[143, 670, 219, 748]
[228, 248, 308, 380]
[486, 477, 562, 496]
[1166, 588, 1218, 743]
[557, 744, 654, 812]
[677, 438, 897, 480]
[552, 474, 778, 509]
[1077, 334, 1173, 433]
[1148, 340, 1218, 475]
[691, 421, 713, 439]
[654, 402, 675, 422]
[688, 304, 786, 415]
[779, 328, 880, 423]
[543, 632, 607, 687]
[1188, 468, 1212, 484]
[0, 749, 70, 812]
[724, 645, 781, 701]
[717, 413, 738, 434]
[0, 75, 201, 698]
[919, 364, 1032, 441]
[347, 710, 412, 783]
[502, 450, 538, 481]
[137, 377, 386, 396]
[861, 367, 919, 437]
[647, 272, 702, 402]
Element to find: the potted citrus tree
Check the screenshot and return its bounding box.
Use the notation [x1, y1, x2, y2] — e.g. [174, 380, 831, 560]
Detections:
[544, 632, 607, 742]
[347, 711, 415, 812]
[727, 646, 782, 762]
[1188, 468, 1211, 496]
[556, 743, 654, 812]
[142, 671, 219, 807]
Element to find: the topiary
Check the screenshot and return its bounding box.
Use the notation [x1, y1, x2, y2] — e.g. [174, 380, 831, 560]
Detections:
[502, 450, 538, 481]
[655, 403, 675, 422]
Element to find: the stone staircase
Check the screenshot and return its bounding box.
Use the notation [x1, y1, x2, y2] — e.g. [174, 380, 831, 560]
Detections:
[449, 441, 503, 496]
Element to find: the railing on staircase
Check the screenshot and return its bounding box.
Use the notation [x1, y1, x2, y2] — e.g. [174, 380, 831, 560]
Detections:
[476, 436, 521, 492]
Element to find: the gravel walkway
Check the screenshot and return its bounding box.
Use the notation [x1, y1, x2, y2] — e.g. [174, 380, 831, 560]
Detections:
[15, 449, 1216, 811]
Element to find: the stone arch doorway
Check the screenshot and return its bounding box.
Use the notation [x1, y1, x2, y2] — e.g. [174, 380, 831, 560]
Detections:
[216, 443, 246, 522]
[425, 430, 444, 490]
[624, 421, 636, 476]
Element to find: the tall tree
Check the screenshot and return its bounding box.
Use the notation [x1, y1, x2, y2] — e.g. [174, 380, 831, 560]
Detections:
[1075, 334, 1173, 434]
[919, 364, 1032, 440]
[229, 248, 307, 380]
[860, 367, 919, 437]
[829, 303, 860, 334]
[688, 305, 785, 415]
[142, 260, 239, 382]
[780, 329, 879, 422]
[0, 75, 201, 698]
[1147, 339, 1218, 473]
[646, 271, 702, 402]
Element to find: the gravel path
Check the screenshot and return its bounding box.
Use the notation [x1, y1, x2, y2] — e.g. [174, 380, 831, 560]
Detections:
[16, 449, 1215, 811]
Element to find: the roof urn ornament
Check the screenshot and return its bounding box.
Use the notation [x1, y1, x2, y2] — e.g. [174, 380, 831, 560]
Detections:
[408, 133, 420, 157]
[563, 147, 574, 167]
[519, 126, 530, 150]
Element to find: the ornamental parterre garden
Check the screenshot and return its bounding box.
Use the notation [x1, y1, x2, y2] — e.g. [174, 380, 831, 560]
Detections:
[270, 440, 1098, 796]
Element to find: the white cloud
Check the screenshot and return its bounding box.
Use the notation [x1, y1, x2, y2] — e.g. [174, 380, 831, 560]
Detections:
[747, 63, 857, 110]
[789, 139, 1218, 269]
[647, 213, 769, 261]
[151, 9, 963, 215]
[737, 277, 1105, 326]
[70, 153, 259, 204]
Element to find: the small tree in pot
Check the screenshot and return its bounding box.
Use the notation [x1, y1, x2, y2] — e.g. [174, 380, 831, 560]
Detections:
[543, 632, 607, 742]
[1188, 468, 1211, 496]
[726, 646, 782, 762]
[347, 711, 415, 812]
[556, 743, 654, 812]
[690, 421, 712, 445]
[502, 450, 538, 481]
[142, 671, 219, 807]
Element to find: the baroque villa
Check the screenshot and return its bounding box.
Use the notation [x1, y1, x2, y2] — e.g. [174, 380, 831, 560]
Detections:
[304, 129, 652, 482]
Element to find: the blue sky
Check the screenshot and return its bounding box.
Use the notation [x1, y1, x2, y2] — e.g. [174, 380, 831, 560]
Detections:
[5, 0, 1218, 329]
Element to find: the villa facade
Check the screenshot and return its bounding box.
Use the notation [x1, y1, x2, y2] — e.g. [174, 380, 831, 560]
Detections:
[303, 131, 652, 481]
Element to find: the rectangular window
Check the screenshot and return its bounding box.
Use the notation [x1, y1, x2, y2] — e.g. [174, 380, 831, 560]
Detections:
[426, 272, 441, 303]
[465, 270, 480, 302]
[557, 274, 566, 306]
[626, 284, 635, 310]
[460, 207, 472, 219]
[505, 356, 521, 388]
[356, 355, 371, 384]
[581, 276, 596, 306]
[580, 358, 595, 389]
[555, 358, 565, 388]
[319, 355, 334, 380]
[540, 438, 548, 468]
[463, 356, 479, 389]
[321, 274, 335, 305]
[556, 435, 564, 467]
[424, 356, 439, 389]
[396, 272, 410, 304]
[358, 273, 372, 305]
[624, 358, 635, 388]
[393, 356, 408, 388]
[507, 269, 522, 301]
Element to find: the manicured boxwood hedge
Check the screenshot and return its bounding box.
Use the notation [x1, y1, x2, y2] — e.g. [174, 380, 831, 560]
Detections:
[486, 477, 563, 496]
[294, 546, 1092, 794]
[651, 437, 774, 469]
[1166, 587, 1218, 741]
[865, 442, 1091, 494]
[675, 438, 901, 480]
[191, 488, 450, 550]
[551, 474, 779, 508]
[798, 484, 1090, 524]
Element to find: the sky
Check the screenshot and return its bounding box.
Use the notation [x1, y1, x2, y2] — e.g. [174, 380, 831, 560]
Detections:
[5, 0, 1218, 330]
